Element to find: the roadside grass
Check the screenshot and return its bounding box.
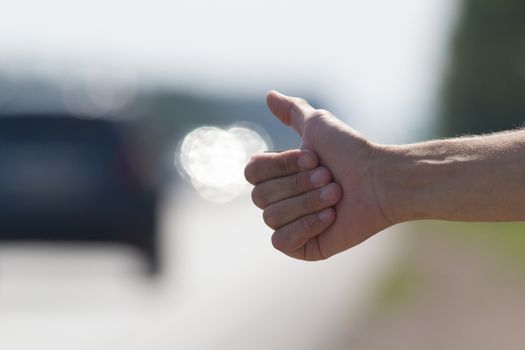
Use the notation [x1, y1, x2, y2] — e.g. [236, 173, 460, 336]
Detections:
[416, 221, 525, 270]
[372, 257, 423, 314]
[371, 221, 525, 314]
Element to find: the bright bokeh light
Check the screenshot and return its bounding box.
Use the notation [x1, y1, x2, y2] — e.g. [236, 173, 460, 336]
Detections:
[176, 124, 271, 203]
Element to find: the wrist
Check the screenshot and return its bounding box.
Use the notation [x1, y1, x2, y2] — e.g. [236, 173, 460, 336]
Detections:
[372, 143, 417, 224]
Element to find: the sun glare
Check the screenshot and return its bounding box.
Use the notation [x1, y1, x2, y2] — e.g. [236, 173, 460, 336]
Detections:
[176, 124, 270, 203]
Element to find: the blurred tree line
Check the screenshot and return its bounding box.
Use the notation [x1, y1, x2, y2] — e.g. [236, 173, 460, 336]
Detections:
[441, 0, 525, 136]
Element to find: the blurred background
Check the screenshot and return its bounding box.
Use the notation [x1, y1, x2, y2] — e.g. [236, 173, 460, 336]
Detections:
[1, 0, 525, 349]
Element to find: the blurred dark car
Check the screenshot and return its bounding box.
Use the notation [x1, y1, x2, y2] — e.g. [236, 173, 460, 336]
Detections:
[0, 114, 159, 274]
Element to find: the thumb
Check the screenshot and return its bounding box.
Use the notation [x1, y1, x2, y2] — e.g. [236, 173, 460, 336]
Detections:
[266, 90, 317, 136]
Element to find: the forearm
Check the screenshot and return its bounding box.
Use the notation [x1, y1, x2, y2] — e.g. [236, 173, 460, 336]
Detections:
[376, 130, 525, 223]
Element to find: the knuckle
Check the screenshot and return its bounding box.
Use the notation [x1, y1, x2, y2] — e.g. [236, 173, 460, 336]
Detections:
[278, 153, 294, 174]
[251, 186, 266, 209]
[263, 208, 278, 229]
[295, 97, 308, 107]
[271, 231, 285, 252]
[244, 166, 255, 184]
[244, 158, 259, 184]
[313, 108, 330, 117]
[309, 109, 331, 125]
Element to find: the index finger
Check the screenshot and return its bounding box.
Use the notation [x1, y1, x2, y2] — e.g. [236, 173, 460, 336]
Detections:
[244, 149, 318, 185]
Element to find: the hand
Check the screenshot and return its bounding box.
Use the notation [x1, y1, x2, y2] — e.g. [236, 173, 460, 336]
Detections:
[246, 148, 342, 259]
[245, 91, 395, 261]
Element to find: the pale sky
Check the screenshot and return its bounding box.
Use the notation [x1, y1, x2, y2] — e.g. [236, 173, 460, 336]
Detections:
[0, 0, 459, 142]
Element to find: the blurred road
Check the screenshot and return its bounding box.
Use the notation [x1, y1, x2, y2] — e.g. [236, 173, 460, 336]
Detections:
[0, 183, 403, 350]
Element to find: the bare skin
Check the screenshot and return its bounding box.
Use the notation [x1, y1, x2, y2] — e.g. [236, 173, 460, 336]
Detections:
[245, 91, 391, 261]
[245, 91, 525, 261]
[380, 131, 525, 222]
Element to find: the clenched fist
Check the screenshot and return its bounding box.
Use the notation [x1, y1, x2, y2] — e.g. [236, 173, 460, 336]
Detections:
[245, 91, 395, 261]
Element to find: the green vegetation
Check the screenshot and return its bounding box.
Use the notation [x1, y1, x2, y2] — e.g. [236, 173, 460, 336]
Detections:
[371, 221, 525, 315]
[373, 259, 423, 313]
[421, 221, 525, 270]
[436, 0, 525, 272]
[440, 0, 525, 136]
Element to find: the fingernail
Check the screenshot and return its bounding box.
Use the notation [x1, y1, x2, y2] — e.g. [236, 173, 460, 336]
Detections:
[318, 209, 333, 222]
[320, 185, 336, 201]
[298, 152, 315, 170]
[310, 168, 327, 186]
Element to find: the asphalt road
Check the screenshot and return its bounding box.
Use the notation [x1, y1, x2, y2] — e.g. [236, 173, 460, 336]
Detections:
[0, 184, 402, 350]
